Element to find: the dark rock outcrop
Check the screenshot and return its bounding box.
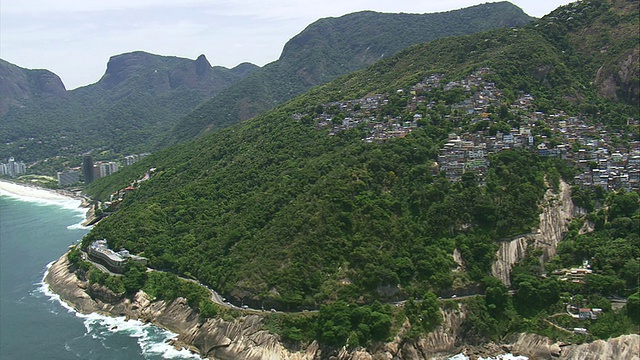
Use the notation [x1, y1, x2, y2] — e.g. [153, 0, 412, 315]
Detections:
[0, 59, 67, 115]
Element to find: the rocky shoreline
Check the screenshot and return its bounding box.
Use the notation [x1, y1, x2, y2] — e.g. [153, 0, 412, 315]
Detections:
[45, 251, 639, 360]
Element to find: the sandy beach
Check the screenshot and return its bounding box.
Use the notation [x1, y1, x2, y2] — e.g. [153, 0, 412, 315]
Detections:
[0, 180, 89, 214]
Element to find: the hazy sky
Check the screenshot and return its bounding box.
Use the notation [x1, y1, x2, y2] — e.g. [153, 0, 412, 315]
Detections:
[1, 0, 575, 90]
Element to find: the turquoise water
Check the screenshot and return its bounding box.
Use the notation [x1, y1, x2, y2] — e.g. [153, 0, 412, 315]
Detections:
[0, 193, 201, 360]
[0, 191, 526, 360]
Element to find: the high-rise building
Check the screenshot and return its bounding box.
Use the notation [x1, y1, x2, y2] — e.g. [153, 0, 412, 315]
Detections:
[0, 157, 26, 177]
[97, 161, 120, 178]
[57, 170, 80, 186]
[82, 156, 94, 184]
[124, 155, 139, 166]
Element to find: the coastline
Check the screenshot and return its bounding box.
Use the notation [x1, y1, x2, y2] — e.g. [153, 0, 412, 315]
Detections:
[0, 179, 96, 224]
[42, 254, 204, 359]
[43, 250, 296, 360]
[44, 248, 640, 360]
[17, 178, 639, 359]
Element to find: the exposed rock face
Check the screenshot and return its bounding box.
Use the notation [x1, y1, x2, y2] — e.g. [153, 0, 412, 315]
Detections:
[510, 332, 640, 360]
[100, 51, 161, 89]
[408, 307, 467, 357]
[46, 253, 317, 359]
[0, 59, 67, 115]
[491, 236, 531, 286]
[46, 252, 638, 360]
[560, 334, 640, 360]
[535, 180, 574, 261]
[492, 180, 574, 286]
[509, 333, 561, 359]
[98, 51, 258, 95]
[595, 49, 640, 104]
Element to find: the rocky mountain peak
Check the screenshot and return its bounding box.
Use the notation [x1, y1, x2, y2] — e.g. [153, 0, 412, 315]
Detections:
[100, 51, 154, 89]
[0, 59, 67, 115]
[195, 54, 211, 76]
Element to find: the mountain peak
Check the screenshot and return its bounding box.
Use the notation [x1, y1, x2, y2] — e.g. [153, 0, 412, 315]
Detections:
[195, 54, 211, 76]
[100, 51, 155, 89]
[0, 59, 67, 115]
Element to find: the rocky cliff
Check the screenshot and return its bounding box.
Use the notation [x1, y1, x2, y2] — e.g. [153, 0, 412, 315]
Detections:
[491, 180, 574, 286]
[46, 251, 638, 359]
[509, 333, 640, 360]
[46, 253, 313, 359]
[0, 59, 67, 115]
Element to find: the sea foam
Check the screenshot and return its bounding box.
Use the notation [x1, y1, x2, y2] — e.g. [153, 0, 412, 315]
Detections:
[0, 181, 91, 231]
[0, 181, 86, 214]
[38, 262, 203, 359]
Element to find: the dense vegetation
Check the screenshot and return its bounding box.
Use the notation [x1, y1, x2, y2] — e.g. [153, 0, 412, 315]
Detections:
[1, 3, 533, 169]
[169, 2, 533, 142]
[81, 0, 637, 307]
[76, 0, 638, 349]
[0, 53, 257, 164]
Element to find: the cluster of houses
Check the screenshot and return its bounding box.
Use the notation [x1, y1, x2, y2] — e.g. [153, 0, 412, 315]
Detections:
[297, 67, 639, 191]
[99, 168, 155, 213]
[552, 260, 593, 284]
[567, 306, 603, 321]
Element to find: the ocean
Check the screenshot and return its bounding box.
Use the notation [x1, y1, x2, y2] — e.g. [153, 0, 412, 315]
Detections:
[0, 182, 526, 360]
[0, 184, 202, 360]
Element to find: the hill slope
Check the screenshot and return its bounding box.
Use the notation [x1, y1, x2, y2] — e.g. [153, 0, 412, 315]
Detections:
[0, 59, 68, 115]
[0, 53, 258, 162]
[84, 0, 638, 314]
[170, 2, 534, 142]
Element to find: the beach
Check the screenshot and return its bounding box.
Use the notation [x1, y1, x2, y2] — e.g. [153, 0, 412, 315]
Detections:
[0, 179, 96, 224]
[0, 179, 85, 206]
[0, 179, 203, 359]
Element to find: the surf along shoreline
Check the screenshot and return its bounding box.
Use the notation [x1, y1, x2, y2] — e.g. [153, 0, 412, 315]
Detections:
[0, 179, 93, 216]
[1, 179, 205, 358]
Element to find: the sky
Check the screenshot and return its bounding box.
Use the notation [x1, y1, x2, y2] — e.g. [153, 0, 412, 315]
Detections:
[1, 0, 576, 90]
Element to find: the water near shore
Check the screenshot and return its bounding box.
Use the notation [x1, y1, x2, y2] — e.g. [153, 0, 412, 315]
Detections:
[0, 181, 530, 360]
[0, 181, 201, 359]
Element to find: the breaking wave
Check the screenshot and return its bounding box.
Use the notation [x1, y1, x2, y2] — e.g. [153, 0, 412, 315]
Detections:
[38, 262, 202, 359]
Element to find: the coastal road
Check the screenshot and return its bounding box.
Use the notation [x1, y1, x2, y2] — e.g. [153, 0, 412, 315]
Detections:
[87, 254, 487, 314]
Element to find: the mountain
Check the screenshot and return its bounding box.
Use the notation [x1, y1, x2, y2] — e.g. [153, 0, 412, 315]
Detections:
[0, 59, 67, 114]
[79, 0, 638, 349]
[0, 53, 258, 163]
[0, 2, 532, 167]
[170, 2, 534, 142]
[84, 0, 637, 306]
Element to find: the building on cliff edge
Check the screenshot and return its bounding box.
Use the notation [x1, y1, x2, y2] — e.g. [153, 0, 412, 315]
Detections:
[87, 239, 147, 273]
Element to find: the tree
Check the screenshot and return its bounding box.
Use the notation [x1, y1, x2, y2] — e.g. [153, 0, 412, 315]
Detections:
[483, 276, 509, 318]
[123, 261, 148, 295]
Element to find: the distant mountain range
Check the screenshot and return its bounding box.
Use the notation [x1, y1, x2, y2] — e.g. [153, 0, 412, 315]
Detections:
[0, 54, 258, 163]
[0, 1, 534, 165]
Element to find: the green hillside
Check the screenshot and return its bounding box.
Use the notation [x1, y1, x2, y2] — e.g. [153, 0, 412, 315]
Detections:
[169, 2, 534, 142]
[0, 2, 533, 170]
[0, 53, 258, 163]
[84, 0, 638, 313]
[72, 0, 640, 349]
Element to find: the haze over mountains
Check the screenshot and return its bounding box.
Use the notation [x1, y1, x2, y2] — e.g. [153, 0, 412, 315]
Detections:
[0, 54, 258, 163]
[170, 2, 535, 142]
[0, 1, 534, 165]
